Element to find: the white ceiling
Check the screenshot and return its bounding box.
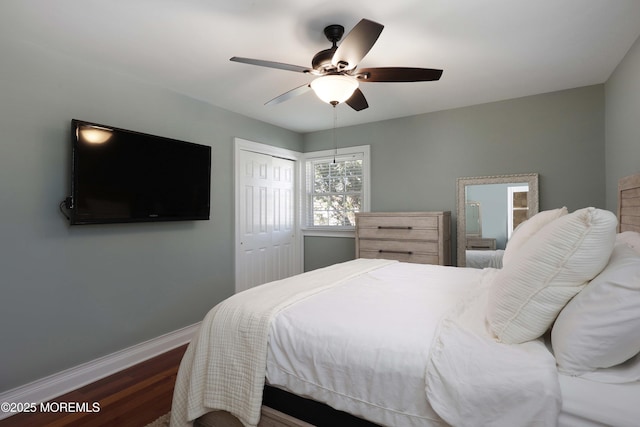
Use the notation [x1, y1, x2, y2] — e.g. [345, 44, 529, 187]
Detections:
[3, 0, 640, 133]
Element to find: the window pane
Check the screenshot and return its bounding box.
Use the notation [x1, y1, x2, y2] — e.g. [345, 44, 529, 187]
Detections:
[314, 162, 330, 176]
[345, 211, 356, 226]
[314, 178, 330, 194]
[314, 164, 330, 184]
[314, 210, 330, 226]
[328, 195, 354, 226]
[306, 154, 366, 228]
[345, 175, 362, 192]
[345, 195, 362, 211]
[344, 160, 362, 173]
[330, 177, 344, 192]
[344, 161, 362, 191]
[313, 196, 330, 211]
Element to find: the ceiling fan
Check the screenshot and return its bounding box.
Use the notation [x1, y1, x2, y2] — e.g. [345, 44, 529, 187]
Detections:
[230, 18, 443, 111]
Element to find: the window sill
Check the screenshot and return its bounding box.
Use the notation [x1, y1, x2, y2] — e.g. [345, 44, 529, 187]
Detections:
[302, 228, 356, 238]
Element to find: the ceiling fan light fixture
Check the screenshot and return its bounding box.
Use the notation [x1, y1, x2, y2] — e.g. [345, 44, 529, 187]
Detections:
[310, 75, 359, 105]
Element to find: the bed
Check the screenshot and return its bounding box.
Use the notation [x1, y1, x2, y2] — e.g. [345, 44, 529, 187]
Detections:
[170, 172, 640, 427]
[465, 249, 504, 269]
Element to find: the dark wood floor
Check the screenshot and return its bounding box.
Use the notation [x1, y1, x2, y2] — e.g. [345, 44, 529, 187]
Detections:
[0, 344, 188, 427]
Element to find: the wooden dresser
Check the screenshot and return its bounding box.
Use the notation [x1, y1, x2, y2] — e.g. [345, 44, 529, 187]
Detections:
[466, 237, 497, 250]
[355, 212, 451, 266]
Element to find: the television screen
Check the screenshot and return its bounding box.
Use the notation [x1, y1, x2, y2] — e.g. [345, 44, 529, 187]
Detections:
[69, 119, 211, 225]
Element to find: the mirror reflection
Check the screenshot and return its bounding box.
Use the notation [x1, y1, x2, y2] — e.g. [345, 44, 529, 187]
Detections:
[457, 174, 539, 268]
[465, 201, 482, 237]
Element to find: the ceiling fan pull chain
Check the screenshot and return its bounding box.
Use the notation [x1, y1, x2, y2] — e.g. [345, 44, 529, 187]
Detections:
[333, 104, 338, 163]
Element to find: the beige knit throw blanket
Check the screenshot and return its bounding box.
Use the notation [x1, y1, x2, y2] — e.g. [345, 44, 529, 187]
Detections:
[170, 258, 397, 427]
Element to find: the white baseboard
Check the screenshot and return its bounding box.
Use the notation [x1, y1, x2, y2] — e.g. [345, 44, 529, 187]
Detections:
[0, 322, 200, 420]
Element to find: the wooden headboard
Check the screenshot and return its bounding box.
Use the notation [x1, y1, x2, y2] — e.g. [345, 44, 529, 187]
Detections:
[618, 173, 640, 233]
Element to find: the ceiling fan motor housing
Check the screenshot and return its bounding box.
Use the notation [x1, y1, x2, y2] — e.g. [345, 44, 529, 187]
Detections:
[312, 24, 345, 71]
[312, 48, 336, 71]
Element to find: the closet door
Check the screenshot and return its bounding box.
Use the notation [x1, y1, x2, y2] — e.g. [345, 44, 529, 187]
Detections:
[270, 156, 296, 282]
[236, 149, 296, 293]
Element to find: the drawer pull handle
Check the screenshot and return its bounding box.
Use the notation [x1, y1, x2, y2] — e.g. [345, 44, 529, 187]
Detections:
[379, 250, 413, 255]
[377, 226, 413, 230]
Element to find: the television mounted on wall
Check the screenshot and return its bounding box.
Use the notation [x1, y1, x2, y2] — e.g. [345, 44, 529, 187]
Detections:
[67, 119, 211, 225]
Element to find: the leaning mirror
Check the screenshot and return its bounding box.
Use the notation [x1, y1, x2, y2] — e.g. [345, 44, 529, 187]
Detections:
[457, 173, 539, 268]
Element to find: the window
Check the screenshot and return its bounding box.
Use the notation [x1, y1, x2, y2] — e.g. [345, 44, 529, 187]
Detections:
[303, 146, 370, 234]
[507, 185, 529, 239]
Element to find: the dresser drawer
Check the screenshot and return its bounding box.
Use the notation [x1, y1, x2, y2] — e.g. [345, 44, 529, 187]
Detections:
[356, 227, 440, 241]
[356, 215, 439, 230]
[358, 239, 439, 254]
[466, 237, 496, 250]
[359, 249, 440, 265]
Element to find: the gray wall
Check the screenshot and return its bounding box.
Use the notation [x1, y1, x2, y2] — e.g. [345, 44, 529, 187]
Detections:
[304, 237, 355, 271]
[304, 85, 606, 268]
[0, 40, 302, 391]
[605, 35, 640, 211]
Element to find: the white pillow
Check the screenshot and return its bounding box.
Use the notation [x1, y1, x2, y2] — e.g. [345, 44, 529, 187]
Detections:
[502, 207, 568, 266]
[552, 243, 640, 376]
[487, 207, 617, 344]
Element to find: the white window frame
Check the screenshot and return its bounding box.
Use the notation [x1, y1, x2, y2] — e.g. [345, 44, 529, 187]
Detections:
[302, 145, 370, 238]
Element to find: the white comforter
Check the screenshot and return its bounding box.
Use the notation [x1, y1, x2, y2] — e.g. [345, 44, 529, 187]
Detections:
[267, 262, 485, 426]
[170, 261, 561, 427]
[169, 258, 397, 427]
[426, 268, 561, 426]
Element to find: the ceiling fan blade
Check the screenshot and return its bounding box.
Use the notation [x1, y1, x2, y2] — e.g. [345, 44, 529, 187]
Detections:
[332, 19, 384, 71]
[230, 57, 315, 74]
[353, 67, 443, 82]
[345, 88, 369, 111]
[265, 84, 312, 106]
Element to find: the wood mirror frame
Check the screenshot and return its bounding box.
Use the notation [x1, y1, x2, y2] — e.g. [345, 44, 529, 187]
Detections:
[456, 173, 539, 267]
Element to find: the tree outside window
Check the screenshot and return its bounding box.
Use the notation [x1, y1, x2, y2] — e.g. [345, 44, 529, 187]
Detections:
[304, 146, 369, 231]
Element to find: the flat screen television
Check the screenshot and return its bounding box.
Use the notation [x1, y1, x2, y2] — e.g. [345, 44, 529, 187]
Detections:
[68, 119, 211, 225]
